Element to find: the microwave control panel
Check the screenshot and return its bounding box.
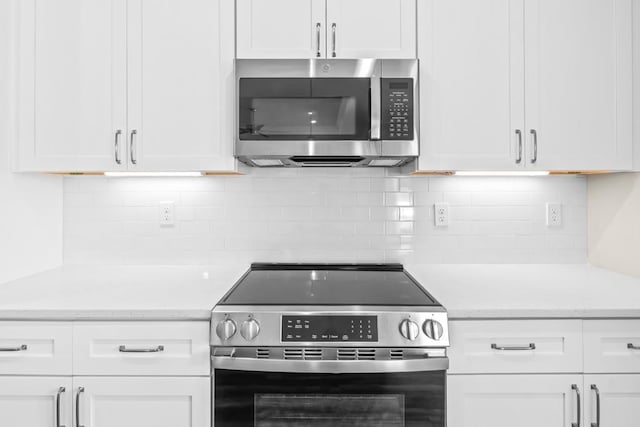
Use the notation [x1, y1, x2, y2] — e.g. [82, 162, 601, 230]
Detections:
[282, 315, 378, 342]
[381, 78, 414, 140]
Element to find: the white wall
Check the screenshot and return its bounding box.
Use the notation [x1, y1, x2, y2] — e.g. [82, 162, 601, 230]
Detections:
[588, 173, 640, 277]
[64, 168, 587, 265]
[0, 0, 63, 283]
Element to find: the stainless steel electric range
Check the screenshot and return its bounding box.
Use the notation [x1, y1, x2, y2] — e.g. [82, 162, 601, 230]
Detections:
[211, 263, 449, 427]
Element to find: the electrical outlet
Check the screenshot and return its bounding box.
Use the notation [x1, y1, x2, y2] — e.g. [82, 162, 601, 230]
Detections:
[434, 203, 449, 227]
[546, 203, 562, 227]
[159, 201, 175, 226]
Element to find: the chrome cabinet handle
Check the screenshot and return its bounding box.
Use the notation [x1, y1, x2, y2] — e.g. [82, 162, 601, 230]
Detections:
[515, 129, 523, 164]
[114, 130, 122, 165]
[129, 130, 138, 165]
[530, 129, 538, 163]
[628, 343, 640, 350]
[56, 387, 66, 427]
[118, 345, 164, 353]
[572, 384, 581, 427]
[315, 23, 321, 57]
[590, 384, 600, 427]
[0, 344, 27, 352]
[75, 387, 85, 427]
[491, 343, 536, 351]
[331, 23, 337, 57]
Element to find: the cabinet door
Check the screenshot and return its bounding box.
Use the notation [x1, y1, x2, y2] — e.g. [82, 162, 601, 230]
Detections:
[127, 0, 236, 172]
[326, 0, 416, 59]
[584, 375, 640, 427]
[416, 0, 525, 171]
[0, 377, 72, 427]
[447, 374, 582, 427]
[236, 0, 326, 59]
[74, 377, 210, 427]
[524, 0, 633, 171]
[15, 0, 127, 172]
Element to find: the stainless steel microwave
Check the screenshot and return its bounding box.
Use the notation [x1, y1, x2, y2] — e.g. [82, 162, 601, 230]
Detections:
[235, 59, 419, 167]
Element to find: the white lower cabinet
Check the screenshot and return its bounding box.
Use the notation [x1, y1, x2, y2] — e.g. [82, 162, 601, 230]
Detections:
[583, 375, 640, 427]
[447, 374, 581, 427]
[0, 377, 73, 427]
[74, 377, 210, 427]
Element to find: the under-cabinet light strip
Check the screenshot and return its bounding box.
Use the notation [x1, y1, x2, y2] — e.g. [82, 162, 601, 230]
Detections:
[454, 171, 550, 177]
[103, 172, 204, 177]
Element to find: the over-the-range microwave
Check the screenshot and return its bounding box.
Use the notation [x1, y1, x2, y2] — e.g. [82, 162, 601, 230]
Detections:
[235, 59, 418, 167]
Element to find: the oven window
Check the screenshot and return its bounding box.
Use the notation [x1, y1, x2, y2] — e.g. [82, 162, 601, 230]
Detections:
[254, 394, 404, 426]
[239, 78, 370, 141]
[215, 369, 445, 427]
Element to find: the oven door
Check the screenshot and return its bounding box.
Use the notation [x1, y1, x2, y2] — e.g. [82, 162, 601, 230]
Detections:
[213, 357, 446, 427]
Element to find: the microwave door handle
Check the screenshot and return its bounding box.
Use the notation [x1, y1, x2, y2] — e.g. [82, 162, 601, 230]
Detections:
[370, 74, 381, 141]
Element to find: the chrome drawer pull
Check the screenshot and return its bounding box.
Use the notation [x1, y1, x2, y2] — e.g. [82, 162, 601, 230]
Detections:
[118, 345, 164, 353]
[0, 344, 27, 352]
[530, 129, 538, 163]
[315, 23, 321, 57]
[515, 129, 523, 164]
[75, 387, 85, 427]
[628, 343, 640, 350]
[491, 343, 536, 351]
[572, 384, 581, 427]
[331, 23, 337, 57]
[590, 384, 600, 427]
[56, 387, 66, 427]
[114, 130, 122, 165]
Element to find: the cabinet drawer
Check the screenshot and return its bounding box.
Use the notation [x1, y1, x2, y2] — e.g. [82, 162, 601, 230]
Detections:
[73, 322, 210, 376]
[0, 322, 72, 375]
[448, 320, 583, 373]
[584, 320, 640, 373]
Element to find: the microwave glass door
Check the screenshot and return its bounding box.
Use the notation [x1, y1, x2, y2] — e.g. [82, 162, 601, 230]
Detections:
[239, 78, 371, 140]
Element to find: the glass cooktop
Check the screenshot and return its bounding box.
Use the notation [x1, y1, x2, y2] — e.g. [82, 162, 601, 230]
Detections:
[218, 263, 439, 306]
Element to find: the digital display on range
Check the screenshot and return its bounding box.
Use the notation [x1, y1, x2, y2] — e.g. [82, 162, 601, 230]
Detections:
[282, 315, 378, 342]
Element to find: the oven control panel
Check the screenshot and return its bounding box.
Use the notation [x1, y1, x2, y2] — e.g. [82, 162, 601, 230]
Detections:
[381, 78, 414, 141]
[282, 315, 378, 342]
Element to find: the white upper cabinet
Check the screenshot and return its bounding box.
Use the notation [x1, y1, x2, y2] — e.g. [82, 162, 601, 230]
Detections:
[14, 0, 236, 173]
[416, 0, 633, 172]
[325, 0, 416, 59]
[236, 0, 325, 59]
[418, 0, 524, 171]
[236, 0, 416, 59]
[524, 0, 633, 171]
[127, 0, 235, 172]
[15, 0, 127, 172]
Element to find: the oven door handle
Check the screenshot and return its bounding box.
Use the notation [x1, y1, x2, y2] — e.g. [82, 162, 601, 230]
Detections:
[212, 356, 448, 374]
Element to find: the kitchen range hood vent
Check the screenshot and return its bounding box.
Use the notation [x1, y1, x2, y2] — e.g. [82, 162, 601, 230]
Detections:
[289, 156, 366, 167]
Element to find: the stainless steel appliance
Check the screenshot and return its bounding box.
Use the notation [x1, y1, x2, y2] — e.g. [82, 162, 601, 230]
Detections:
[211, 263, 448, 426]
[235, 59, 419, 167]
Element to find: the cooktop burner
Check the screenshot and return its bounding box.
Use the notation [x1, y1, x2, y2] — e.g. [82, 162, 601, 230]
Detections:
[218, 263, 438, 306]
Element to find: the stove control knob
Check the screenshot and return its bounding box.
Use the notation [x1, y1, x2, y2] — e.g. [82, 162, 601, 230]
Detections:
[399, 319, 420, 341]
[240, 318, 261, 341]
[216, 318, 237, 341]
[423, 319, 444, 341]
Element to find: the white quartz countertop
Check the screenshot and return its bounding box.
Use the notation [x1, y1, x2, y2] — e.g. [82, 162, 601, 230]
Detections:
[0, 264, 248, 320]
[406, 264, 640, 319]
[0, 263, 639, 320]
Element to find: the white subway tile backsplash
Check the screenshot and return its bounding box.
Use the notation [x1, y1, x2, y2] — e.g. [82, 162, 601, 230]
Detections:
[63, 172, 587, 265]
